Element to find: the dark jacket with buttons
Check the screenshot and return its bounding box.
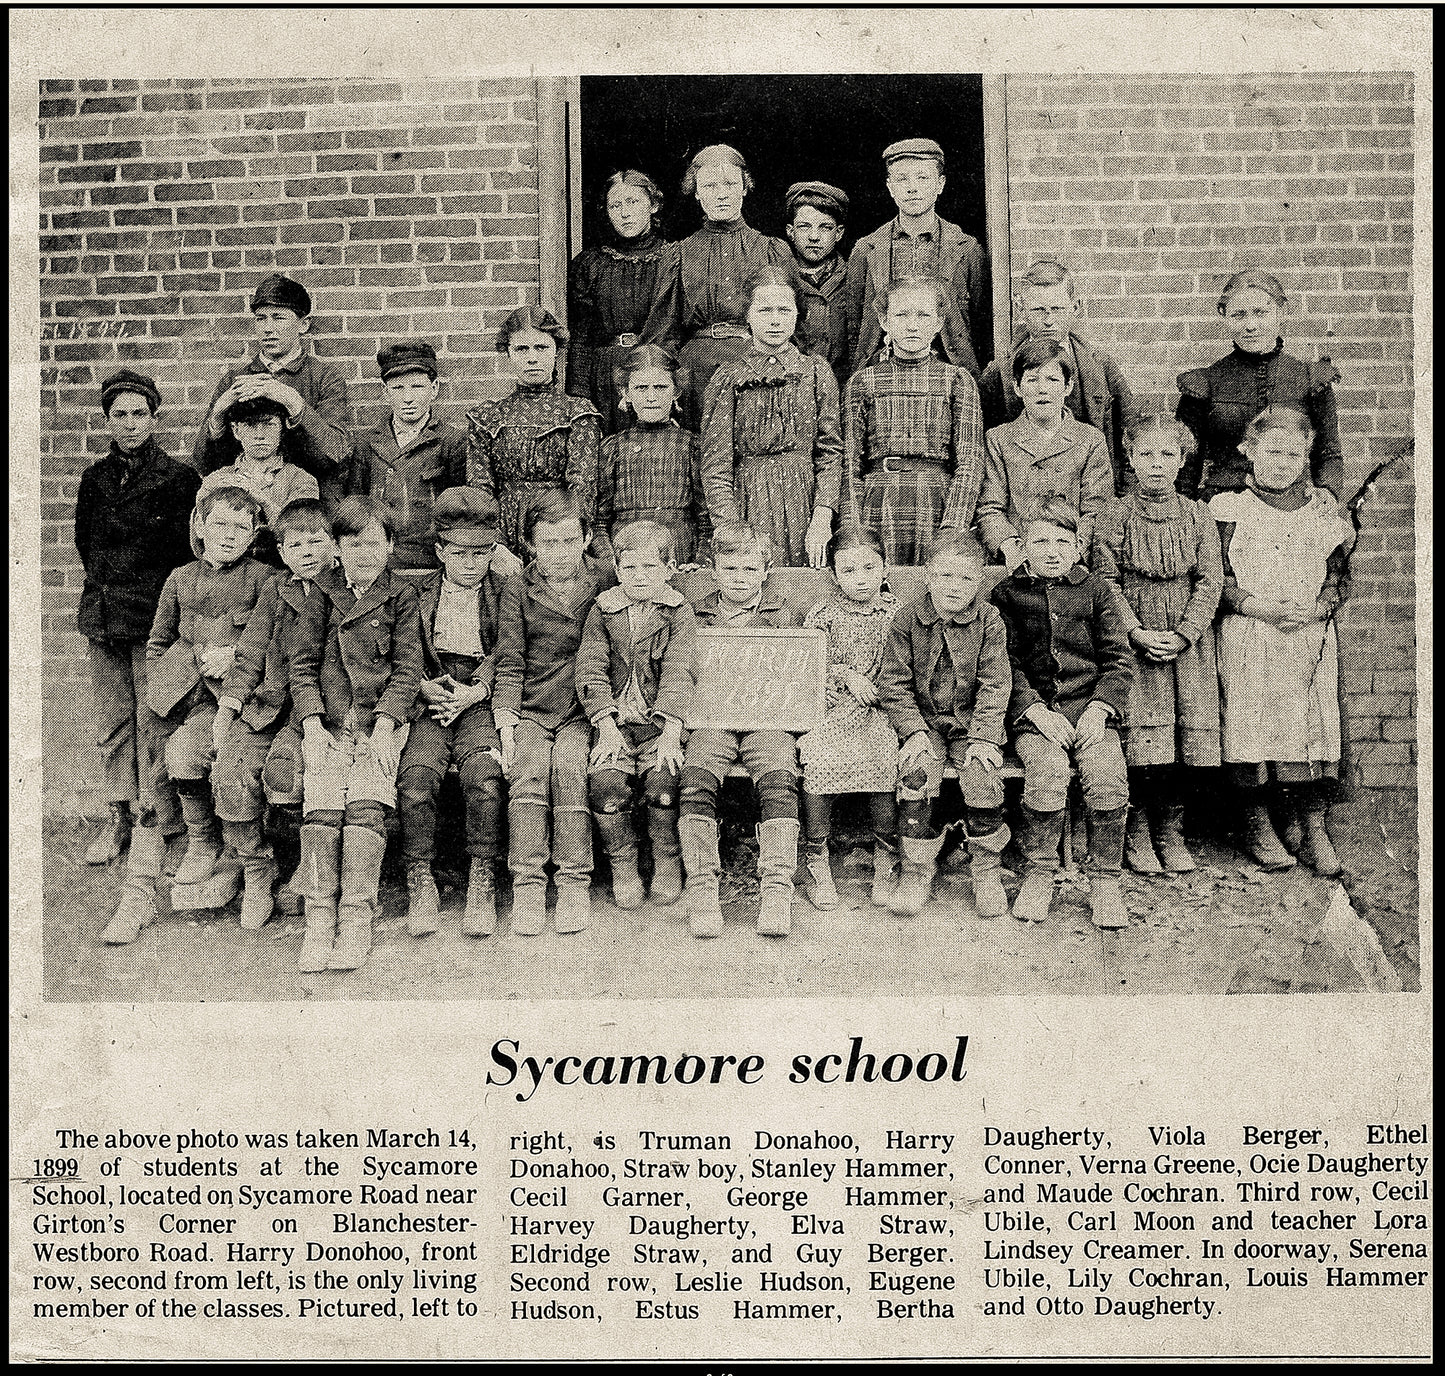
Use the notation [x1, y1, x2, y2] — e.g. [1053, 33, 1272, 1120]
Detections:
[218, 564, 343, 732]
[878, 591, 1012, 747]
[75, 438, 202, 642]
[416, 566, 508, 691]
[289, 566, 424, 733]
[576, 584, 698, 727]
[491, 556, 618, 732]
[687, 574, 801, 630]
[989, 564, 1134, 730]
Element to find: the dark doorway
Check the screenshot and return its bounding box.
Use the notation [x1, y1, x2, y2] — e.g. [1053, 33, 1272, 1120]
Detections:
[578, 74, 991, 344]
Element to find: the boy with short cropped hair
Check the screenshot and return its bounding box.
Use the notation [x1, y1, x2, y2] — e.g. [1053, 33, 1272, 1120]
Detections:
[577, 519, 698, 911]
[290, 496, 424, 972]
[493, 489, 619, 936]
[784, 181, 852, 388]
[877, 529, 1014, 918]
[977, 259, 1136, 493]
[990, 497, 1136, 929]
[846, 139, 990, 378]
[102, 486, 273, 945]
[678, 521, 803, 939]
[209, 498, 341, 932]
[396, 487, 511, 941]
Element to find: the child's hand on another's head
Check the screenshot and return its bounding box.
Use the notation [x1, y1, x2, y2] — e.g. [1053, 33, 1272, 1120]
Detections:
[962, 741, 1004, 773]
[492, 545, 524, 579]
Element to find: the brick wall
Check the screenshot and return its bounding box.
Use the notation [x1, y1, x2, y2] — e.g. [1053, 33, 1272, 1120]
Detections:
[38, 76, 544, 815]
[1004, 73, 1418, 791]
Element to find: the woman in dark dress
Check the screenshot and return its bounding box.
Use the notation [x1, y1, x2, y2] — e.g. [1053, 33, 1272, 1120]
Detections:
[566, 169, 681, 437]
[673, 143, 794, 432]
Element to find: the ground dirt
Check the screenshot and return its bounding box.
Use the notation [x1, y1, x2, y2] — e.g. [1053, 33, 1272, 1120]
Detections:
[39, 788, 1419, 1003]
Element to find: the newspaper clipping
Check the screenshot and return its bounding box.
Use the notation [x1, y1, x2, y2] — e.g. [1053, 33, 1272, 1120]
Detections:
[10, 6, 1431, 1363]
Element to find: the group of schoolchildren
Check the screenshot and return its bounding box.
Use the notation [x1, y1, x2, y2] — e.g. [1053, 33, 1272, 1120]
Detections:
[75, 132, 1355, 974]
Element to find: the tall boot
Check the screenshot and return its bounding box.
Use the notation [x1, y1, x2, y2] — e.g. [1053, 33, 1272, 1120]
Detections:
[967, 824, 1012, 919]
[99, 824, 164, 945]
[86, 801, 133, 866]
[1242, 801, 1296, 872]
[1152, 804, 1197, 873]
[1125, 806, 1162, 873]
[1087, 806, 1130, 930]
[871, 840, 899, 908]
[329, 826, 386, 970]
[552, 810, 594, 934]
[679, 815, 724, 938]
[508, 802, 550, 936]
[463, 857, 496, 938]
[756, 818, 800, 937]
[647, 808, 683, 906]
[222, 818, 277, 931]
[293, 823, 341, 973]
[173, 791, 223, 886]
[1298, 794, 1342, 877]
[801, 839, 839, 911]
[889, 832, 946, 917]
[405, 862, 440, 937]
[1012, 804, 1064, 923]
[594, 811, 644, 910]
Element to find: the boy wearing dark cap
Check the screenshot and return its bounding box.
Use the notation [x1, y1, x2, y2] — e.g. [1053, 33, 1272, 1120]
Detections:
[785, 180, 851, 388]
[193, 273, 353, 509]
[846, 139, 990, 379]
[396, 487, 511, 940]
[76, 369, 201, 866]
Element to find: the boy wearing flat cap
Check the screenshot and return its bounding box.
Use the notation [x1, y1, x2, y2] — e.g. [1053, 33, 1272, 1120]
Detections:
[785, 180, 852, 389]
[193, 273, 354, 509]
[846, 139, 991, 379]
[395, 487, 511, 940]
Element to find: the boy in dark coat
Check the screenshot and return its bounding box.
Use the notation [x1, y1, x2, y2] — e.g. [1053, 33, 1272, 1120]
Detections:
[990, 497, 1136, 929]
[76, 368, 200, 866]
[576, 520, 698, 912]
[785, 181, 852, 389]
[396, 487, 510, 941]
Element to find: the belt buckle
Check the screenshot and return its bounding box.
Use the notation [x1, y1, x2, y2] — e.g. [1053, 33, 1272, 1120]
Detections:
[616, 333, 639, 348]
[881, 456, 900, 475]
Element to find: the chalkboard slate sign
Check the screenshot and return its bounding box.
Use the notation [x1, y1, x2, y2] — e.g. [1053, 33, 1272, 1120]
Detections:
[685, 627, 828, 733]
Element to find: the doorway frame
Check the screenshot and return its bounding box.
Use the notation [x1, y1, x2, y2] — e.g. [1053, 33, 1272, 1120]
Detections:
[537, 75, 1013, 365]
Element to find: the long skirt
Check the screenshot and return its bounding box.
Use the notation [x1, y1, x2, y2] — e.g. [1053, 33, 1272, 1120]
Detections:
[734, 450, 816, 568]
[858, 467, 950, 568]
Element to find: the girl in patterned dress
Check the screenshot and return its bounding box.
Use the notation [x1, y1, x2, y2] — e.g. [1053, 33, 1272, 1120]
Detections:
[594, 345, 711, 566]
[842, 276, 987, 566]
[466, 306, 603, 558]
[1093, 414, 1223, 875]
[699, 265, 843, 569]
[566, 170, 681, 437]
[797, 525, 901, 910]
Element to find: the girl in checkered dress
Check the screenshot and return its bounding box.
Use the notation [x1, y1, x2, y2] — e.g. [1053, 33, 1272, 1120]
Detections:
[841, 277, 987, 567]
[594, 346, 711, 566]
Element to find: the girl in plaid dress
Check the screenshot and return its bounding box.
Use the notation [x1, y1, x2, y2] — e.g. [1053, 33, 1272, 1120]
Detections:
[797, 526, 901, 911]
[700, 265, 843, 569]
[842, 277, 987, 566]
[594, 346, 711, 566]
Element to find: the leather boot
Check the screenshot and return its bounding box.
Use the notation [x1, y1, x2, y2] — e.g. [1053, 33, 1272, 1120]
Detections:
[889, 832, 946, 917]
[293, 823, 341, 973]
[463, 857, 496, 937]
[1298, 800, 1342, 877]
[222, 819, 277, 931]
[508, 802, 550, 937]
[86, 801, 133, 866]
[1125, 806, 1162, 873]
[801, 840, 839, 911]
[552, 811, 594, 934]
[405, 861, 441, 937]
[1087, 805, 1130, 929]
[871, 840, 899, 908]
[173, 791, 223, 886]
[647, 808, 683, 906]
[679, 815, 724, 938]
[1243, 802, 1296, 872]
[967, 824, 1012, 919]
[329, 826, 386, 970]
[594, 811, 644, 910]
[1012, 804, 1063, 923]
[100, 824, 164, 944]
[756, 818, 800, 936]
[1152, 805, 1197, 873]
